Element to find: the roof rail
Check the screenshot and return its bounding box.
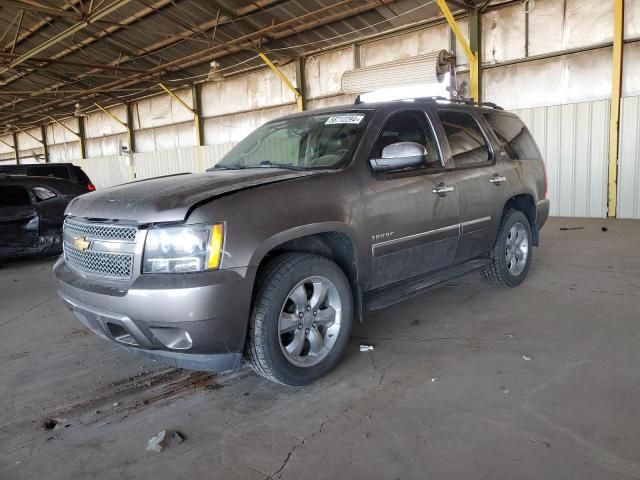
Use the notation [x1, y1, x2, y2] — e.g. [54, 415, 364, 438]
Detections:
[352, 95, 503, 110]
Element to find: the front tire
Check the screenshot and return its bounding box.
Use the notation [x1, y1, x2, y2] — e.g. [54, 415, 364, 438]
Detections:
[245, 253, 353, 386]
[481, 209, 533, 287]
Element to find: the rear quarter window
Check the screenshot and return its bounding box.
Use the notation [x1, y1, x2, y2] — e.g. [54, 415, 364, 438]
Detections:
[483, 113, 540, 160]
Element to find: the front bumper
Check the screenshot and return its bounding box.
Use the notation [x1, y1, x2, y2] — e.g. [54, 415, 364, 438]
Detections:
[54, 257, 254, 372]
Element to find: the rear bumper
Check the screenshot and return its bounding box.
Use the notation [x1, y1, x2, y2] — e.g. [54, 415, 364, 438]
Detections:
[54, 257, 254, 372]
[536, 198, 550, 231]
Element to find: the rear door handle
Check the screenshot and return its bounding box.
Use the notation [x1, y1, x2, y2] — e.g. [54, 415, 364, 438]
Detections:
[432, 184, 455, 196]
[489, 175, 506, 185]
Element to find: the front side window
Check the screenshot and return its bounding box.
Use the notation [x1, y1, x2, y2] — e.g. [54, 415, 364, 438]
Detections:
[0, 185, 32, 207]
[438, 110, 491, 167]
[212, 112, 368, 171]
[32, 186, 57, 202]
[483, 113, 540, 160]
[371, 110, 442, 171]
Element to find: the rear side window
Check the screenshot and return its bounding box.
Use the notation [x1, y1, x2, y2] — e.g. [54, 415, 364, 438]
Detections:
[33, 186, 58, 202]
[438, 110, 491, 167]
[483, 113, 540, 160]
[0, 185, 32, 207]
[74, 166, 91, 184]
[26, 165, 71, 180]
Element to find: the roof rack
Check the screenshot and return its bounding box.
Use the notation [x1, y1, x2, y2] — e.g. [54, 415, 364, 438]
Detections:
[353, 95, 503, 110]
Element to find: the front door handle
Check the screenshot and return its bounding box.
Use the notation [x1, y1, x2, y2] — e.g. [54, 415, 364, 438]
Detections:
[432, 184, 455, 196]
[489, 175, 507, 185]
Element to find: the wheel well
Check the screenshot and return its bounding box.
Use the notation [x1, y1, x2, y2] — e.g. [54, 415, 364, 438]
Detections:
[257, 232, 363, 321]
[504, 194, 538, 245]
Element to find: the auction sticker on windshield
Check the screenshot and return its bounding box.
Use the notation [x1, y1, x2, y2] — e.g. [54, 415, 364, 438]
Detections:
[325, 114, 364, 125]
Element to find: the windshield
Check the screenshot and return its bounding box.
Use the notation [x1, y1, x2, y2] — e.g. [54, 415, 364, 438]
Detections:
[211, 112, 368, 171]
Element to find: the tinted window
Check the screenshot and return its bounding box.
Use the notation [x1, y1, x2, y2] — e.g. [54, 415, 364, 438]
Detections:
[33, 186, 57, 202]
[0, 185, 32, 207]
[74, 166, 91, 184]
[438, 110, 491, 167]
[26, 165, 70, 180]
[483, 113, 540, 160]
[372, 110, 441, 170]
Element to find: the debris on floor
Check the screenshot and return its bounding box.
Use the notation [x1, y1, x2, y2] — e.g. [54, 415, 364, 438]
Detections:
[146, 430, 167, 452]
[559, 227, 584, 231]
[602, 226, 608, 232]
[171, 431, 185, 444]
[360, 345, 374, 352]
[501, 386, 510, 394]
[522, 354, 533, 361]
[42, 418, 59, 431]
[147, 429, 186, 452]
[431, 377, 439, 383]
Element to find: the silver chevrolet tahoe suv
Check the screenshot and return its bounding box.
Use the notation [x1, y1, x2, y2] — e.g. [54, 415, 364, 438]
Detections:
[54, 98, 550, 386]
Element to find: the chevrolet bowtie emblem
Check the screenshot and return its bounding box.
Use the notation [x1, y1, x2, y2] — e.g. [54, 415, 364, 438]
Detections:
[73, 236, 91, 252]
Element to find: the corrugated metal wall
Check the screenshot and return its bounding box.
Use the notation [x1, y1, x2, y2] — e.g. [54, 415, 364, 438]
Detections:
[53, 143, 237, 189]
[618, 96, 640, 219]
[514, 100, 610, 218]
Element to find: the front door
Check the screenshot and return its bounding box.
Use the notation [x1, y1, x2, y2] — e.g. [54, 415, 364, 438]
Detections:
[0, 185, 38, 258]
[358, 108, 460, 290]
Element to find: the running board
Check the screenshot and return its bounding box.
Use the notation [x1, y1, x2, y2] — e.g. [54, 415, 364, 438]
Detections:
[364, 258, 491, 311]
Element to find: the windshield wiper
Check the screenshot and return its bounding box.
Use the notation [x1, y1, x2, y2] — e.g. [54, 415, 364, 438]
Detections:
[254, 161, 306, 171]
[211, 164, 244, 170]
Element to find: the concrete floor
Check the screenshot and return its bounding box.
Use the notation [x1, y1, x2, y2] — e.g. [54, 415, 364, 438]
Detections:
[1, 217, 639, 480]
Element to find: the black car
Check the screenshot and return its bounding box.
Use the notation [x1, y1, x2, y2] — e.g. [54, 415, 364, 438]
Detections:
[0, 176, 88, 260]
[0, 163, 95, 191]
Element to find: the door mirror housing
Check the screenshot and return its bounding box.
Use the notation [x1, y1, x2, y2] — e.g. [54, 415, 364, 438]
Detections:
[369, 142, 428, 173]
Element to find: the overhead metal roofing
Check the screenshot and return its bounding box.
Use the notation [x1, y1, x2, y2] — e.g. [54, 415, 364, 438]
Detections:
[0, 0, 471, 130]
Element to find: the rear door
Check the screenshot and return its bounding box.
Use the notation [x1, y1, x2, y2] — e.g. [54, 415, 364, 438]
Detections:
[0, 185, 38, 258]
[434, 108, 508, 261]
[358, 106, 459, 290]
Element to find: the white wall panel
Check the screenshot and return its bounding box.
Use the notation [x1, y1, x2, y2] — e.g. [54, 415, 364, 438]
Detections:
[47, 118, 79, 145]
[135, 122, 195, 153]
[201, 65, 297, 118]
[482, 4, 525, 63]
[86, 133, 128, 158]
[306, 48, 353, 98]
[49, 142, 81, 163]
[133, 88, 193, 130]
[0, 134, 13, 155]
[485, 48, 612, 110]
[360, 24, 450, 68]
[618, 96, 640, 218]
[71, 156, 133, 189]
[514, 100, 609, 218]
[134, 144, 236, 180]
[307, 94, 355, 110]
[203, 105, 296, 145]
[86, 106, 127, 137]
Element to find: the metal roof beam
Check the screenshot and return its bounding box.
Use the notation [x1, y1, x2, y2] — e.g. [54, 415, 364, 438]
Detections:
[0, 0, 132, 75]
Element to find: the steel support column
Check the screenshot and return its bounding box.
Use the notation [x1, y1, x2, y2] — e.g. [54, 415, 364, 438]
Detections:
[77, 116, 87, 159]
[191, 84, 205, 146]
[12, 132, 19, 165]
[469, 8, 482, 102]
[608, 0, 624, 217]
[41, 125, 49, 162]
[436, 0, 480, 101]
[126, 103, 135, 153]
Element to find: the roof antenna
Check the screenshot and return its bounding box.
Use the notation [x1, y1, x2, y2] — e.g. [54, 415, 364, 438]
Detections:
[354, 94, 362, 105]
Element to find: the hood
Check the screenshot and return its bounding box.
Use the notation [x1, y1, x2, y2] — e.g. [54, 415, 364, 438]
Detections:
[65, 169, 319, 224]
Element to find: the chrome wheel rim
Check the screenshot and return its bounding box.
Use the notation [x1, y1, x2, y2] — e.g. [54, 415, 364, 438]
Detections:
[505, 221, 529, 276]
[278, 276, 342, 367]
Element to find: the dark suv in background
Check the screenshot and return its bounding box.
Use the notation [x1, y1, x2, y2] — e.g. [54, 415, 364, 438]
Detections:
[54, 98, 549, 386]
[1, 176, 88, 260]
[0, 163, 95, 191]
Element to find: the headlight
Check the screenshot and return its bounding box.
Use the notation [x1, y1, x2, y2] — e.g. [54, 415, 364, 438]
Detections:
[143, 224, 224, 273]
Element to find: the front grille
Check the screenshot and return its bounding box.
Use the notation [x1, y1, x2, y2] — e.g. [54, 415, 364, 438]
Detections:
[64, 218, 137, 242]
[63, 218, 137, 280]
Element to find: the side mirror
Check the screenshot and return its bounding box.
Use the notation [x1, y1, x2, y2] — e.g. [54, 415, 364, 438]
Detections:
[369, 142, 427, 173]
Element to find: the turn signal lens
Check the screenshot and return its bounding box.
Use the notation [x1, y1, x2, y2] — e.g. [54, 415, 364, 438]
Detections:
[207, 223, 224, 269]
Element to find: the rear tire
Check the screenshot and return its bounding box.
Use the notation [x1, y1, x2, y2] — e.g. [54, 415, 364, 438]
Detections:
[245, 253, 353, 386]
[481, 209, 533, 288]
